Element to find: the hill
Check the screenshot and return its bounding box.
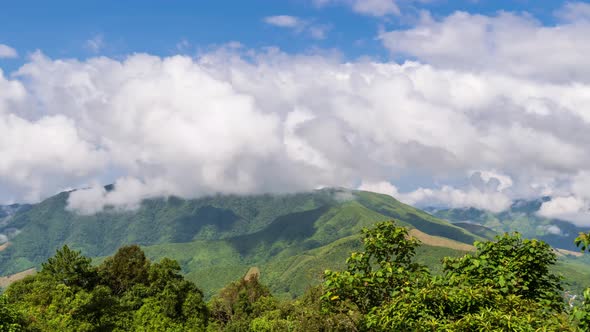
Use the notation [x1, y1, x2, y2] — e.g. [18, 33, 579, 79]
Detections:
[0, 188, 483, 297]
[1, 188, 589, 298]
[428, 197, 590, 251]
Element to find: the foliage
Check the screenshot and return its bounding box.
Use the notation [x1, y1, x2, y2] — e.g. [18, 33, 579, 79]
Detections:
[208, 274, 271, 329]
[322, 221, 427, 313]
[443, 232, 563, 309]
[41, 245, 98, 289]
[99, 244, 150, 295]
[4, 245, 208, 331]
[0, 189, 483, 299]
[364, 281, 572, 331]
[322, 221, 576, 331]
[572, 231, 590, 329]
[4, 219, 590, 331]
[575, 232, 590, 252]
[0, 295, 24, 332]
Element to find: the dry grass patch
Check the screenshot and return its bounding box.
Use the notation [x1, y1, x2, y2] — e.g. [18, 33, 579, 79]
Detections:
[0, 242, 10, 252]
[0, 268, 36, 288]
[554, 248, 584, 257]
[409, 229, 475, 252]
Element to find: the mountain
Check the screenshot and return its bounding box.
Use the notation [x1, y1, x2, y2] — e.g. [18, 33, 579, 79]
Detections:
[0, 203, 31, 244]
[0, 188, 482, 297]
[428, 197, 589, 251]
[2, 189, 590, 298]
[0, 203, 30, 221]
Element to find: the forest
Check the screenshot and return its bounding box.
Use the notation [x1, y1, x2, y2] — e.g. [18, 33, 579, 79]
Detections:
[2, 220, 590, 331]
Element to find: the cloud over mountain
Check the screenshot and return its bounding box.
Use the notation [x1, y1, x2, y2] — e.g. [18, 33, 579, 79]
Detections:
[0, 3, 589, 224]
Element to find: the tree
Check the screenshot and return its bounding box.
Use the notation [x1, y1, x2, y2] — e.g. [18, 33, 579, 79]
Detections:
[41, 245, 98, 289]
[322, 221, 572, 331]
[322, 221, 427, 314]
[573, 232, 590, 329]
[0, 295, 24, 332]
[443, 232, 563, 309]
[6, 244, 208, 331]
[209, 274, 271, 328]
[99, 244, 150, 295]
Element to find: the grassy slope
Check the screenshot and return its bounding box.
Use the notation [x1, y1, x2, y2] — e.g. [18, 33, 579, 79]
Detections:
[143, 233, 469, 299]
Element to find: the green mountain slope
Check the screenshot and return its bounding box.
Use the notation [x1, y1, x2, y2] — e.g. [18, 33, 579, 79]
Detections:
[428, 197, 590, 250]
[0, 188, 484, 297]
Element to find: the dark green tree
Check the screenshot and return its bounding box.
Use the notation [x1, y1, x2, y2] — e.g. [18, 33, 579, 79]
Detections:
[99, 244, 150, 295]
[209, 274, 272, 330]
[41, 245, 98, 289]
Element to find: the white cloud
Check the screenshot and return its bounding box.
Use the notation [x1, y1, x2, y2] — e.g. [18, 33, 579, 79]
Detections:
[85, 34, 104, 53]
[537, 172, 590, 226]
[401, 186, 512, 212]
[380, 8, 590, 82]
[359, 181, 401, 197]
[264, 15, 330, 40]
[555, 1, 590, 22]
[541, 225, 564, 236]
[538, 196, 590, 226]
[359, 178, 511, 212]
[1, 49, 588, 213]
[0, 44, 18, 59]
[264, 15, 302, 28]
[470, 170, 513, 192]
[314, 0, 399, 16]
[1, 4, 590, 220]
[176, 39, 191, 52]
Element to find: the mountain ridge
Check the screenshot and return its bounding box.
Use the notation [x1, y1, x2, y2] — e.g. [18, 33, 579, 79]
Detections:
[428, 196, 589, 251]
[0, 187, 483, 297]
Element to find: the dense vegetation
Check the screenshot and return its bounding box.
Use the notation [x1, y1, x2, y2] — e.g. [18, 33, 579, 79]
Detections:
[0, 189, 484, 298]
[2, 220, 590, 331]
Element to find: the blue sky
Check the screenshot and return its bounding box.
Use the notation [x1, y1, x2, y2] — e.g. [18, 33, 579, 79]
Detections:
[1, 0, 590, 223]
[0, 0, 570, 71]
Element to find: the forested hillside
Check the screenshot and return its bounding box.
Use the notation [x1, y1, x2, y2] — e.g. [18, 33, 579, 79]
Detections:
[2, 221, 590, 331]
[0, 188, 482, 298]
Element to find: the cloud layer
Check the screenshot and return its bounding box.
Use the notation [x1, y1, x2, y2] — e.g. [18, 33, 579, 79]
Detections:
[0, 4, 589, 225]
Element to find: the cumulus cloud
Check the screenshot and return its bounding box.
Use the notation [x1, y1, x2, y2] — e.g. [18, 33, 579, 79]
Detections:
[380, 8, 590, 82]
[0, 48, 588, 215]
[0, 44, 18, 59]
[264, 15, 330, 40]
[360, 171, 513, 212]
[538, 172, 590, 226]
[0, 3, 589, 222]
[538, 196, 589, 226]
[541, 225, 564, 236]
[314, 0, 400, 16]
